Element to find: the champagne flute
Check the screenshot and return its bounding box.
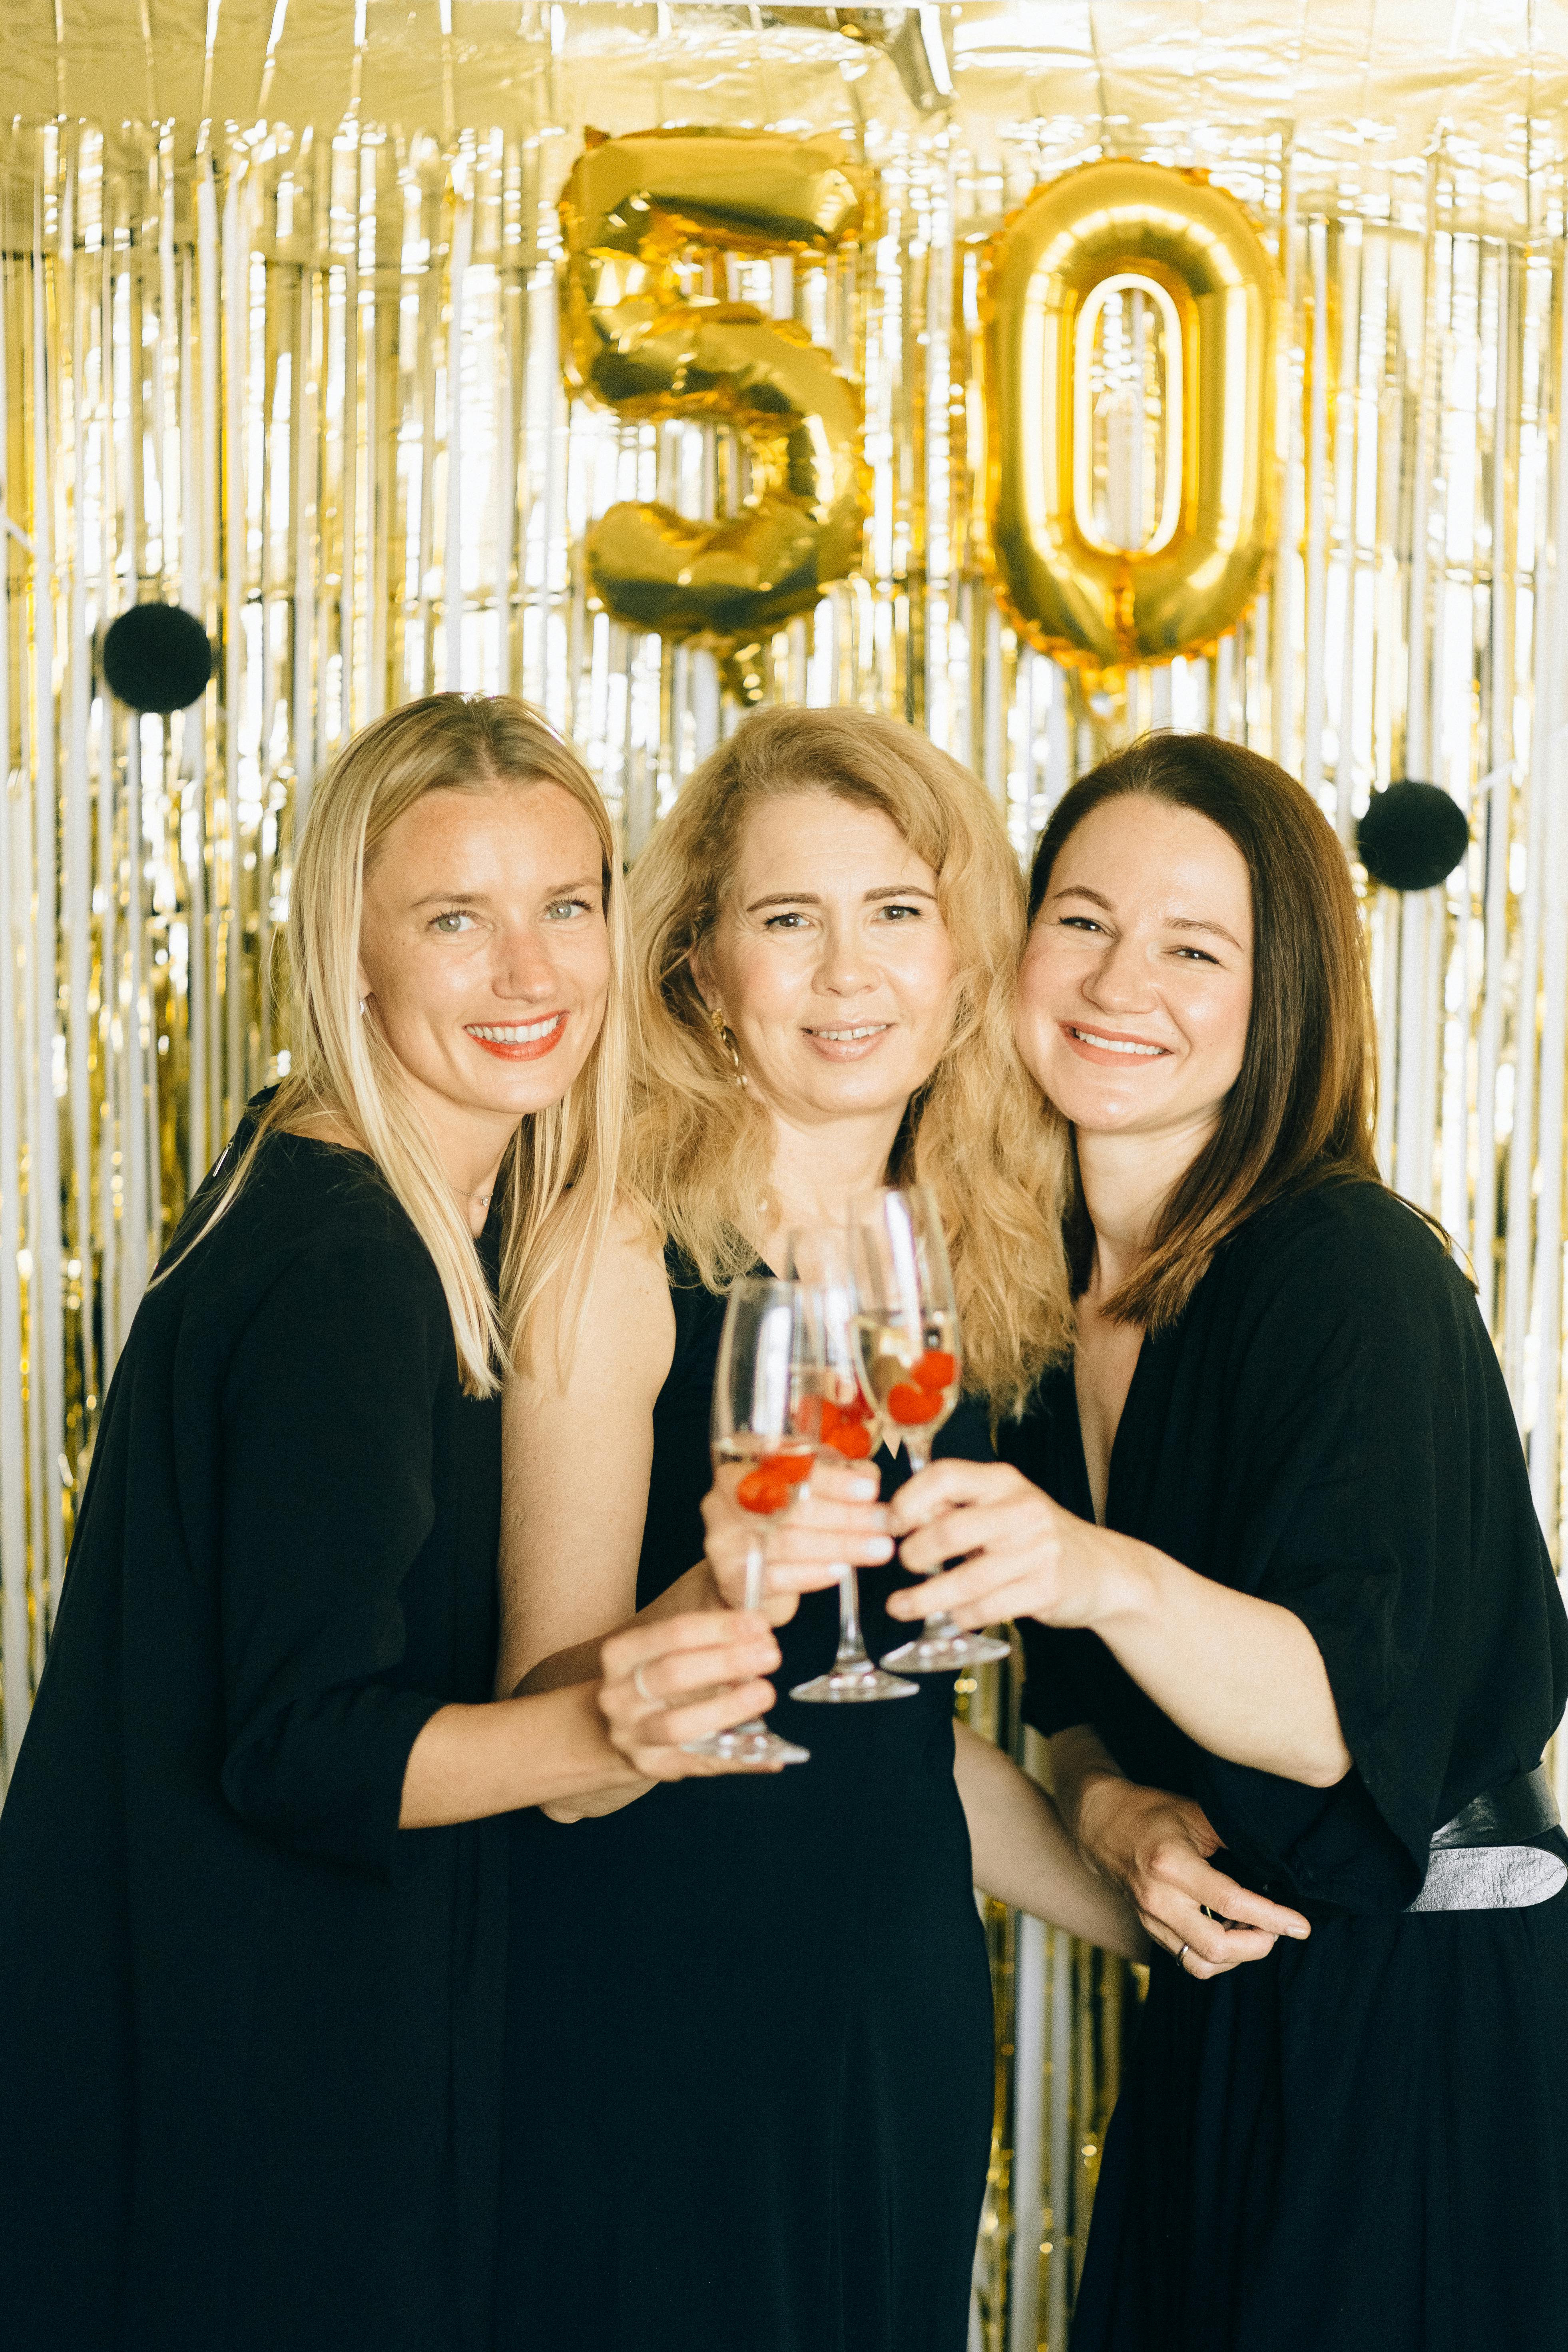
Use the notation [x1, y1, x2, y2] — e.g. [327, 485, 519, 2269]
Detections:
[784, 1228, 917, 1704]
[847, 1186, 1010, 1674]
[681, 1277, 815, 1768]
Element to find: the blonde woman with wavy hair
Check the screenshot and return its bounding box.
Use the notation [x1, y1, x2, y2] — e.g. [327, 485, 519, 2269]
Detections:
[626, 703, 1072, 1410]
[0, 693, 774, 2352]
[492, 704, 1144, 2352]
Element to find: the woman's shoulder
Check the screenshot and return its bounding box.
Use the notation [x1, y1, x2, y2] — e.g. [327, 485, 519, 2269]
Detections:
[168, 1122, 446, 1326]
[516, 1199, 675, 1408]
[1241, 1176, 1449, 1271]
[1214, 1177, 1467, 1346]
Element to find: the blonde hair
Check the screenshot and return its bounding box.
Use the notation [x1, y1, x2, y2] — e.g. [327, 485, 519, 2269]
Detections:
[626, 705, 1072, 1417]
[168, 693, 632, 1397]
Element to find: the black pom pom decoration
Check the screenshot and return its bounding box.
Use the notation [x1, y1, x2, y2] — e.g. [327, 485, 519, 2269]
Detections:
[101, 602, 213, 715]
[1356, 779, 1470, 892]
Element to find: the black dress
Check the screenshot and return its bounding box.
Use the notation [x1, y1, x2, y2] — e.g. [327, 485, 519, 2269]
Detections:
[1012, 1180, 1568, 2352]
[495, 1251, 996, 2352]
[0, 1124, 509, 2352]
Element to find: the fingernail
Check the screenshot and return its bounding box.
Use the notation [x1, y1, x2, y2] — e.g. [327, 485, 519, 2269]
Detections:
[867, 1537, 894, 1559]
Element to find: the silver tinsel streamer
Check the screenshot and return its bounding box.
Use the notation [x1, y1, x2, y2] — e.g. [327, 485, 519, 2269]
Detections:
[5, 6, 1568, 2344]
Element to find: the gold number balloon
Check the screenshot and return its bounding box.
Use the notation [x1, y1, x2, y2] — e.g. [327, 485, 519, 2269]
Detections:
[558, 127, 870, 699]
[978, 159, 1277, 674]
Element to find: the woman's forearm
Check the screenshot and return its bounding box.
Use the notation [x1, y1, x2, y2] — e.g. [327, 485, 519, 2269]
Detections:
[399, 1682, 644, 1827]
[512, 1560, 719, 1697]
[952, 1722, 1148, 1959]
[1046, 1723, 1128, 1851]
[1096, 1542, 1352, 1787]
[489, 1571, 715, 1824]
[888, 1463, 1352, 1790]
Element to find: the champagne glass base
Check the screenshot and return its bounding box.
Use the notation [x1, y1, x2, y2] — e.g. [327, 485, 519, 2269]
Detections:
[790, 1661, 919, 1703]
[681, 1719, 810, 1768]
[879, 1629, 1012, 1674]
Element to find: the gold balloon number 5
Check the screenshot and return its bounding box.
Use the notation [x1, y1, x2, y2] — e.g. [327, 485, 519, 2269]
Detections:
[558, 127, 870, 700]
[979, 159, 1277, 674]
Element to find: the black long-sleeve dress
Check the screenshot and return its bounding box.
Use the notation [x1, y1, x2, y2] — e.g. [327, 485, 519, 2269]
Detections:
[1012, 1179, 1568, 2352]
[0, 1125, 509, 2352]
[495, 1251, 996, 2352]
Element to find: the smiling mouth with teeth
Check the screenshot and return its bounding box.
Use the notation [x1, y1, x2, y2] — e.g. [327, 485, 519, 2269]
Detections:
[810, 1024, 889, 1044]
[464, 1014, 567, 1060]
[1070, 1028, 1167, 1058]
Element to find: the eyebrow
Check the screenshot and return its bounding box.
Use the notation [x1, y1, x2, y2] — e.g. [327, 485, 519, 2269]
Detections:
[409, 874, 602, 910]
[1048, 883, 1246, 954]
[744, 884, 939, 912]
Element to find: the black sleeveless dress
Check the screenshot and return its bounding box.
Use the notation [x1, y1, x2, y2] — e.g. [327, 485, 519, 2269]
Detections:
[495, 1254, 996, 2352]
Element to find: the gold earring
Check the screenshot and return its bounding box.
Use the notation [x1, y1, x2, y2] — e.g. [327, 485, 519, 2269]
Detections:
[707, 1002, 746, 1086]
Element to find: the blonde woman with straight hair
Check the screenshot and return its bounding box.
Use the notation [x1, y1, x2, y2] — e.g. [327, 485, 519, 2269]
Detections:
[0, 693, 775, 2352]
[493, 705, 1144, 2352]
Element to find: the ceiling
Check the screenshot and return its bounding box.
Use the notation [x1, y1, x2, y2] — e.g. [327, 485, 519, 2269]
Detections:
[2, 2, 1562, 169]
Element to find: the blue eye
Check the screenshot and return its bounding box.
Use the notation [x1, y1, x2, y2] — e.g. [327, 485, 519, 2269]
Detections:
[546, 897, 593, 921]
[431, 910, 474, 935]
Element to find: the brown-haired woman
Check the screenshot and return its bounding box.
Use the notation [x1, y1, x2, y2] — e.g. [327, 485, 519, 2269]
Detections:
[886, 733, 1568, 2350]
[492, 705, 1144, 2352]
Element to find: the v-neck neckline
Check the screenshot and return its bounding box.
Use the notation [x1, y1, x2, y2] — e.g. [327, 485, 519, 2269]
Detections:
[1070, 1328, 1150, 1531]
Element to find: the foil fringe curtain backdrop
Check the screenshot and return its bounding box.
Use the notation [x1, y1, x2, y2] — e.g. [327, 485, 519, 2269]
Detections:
[6, 7, 1568, 2345]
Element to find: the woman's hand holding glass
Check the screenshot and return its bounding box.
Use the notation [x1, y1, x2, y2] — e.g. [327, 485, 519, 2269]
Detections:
[594, 1454, 894, 1783]
[684, 1275, 895, 1770]
[597, 1611, 785, 1781]
[849, 1185, 1010, 1674]
[701, 1456, 895, 1616]
[784, 1225, 916, 1703]
[884, 1458, 1134, 1633]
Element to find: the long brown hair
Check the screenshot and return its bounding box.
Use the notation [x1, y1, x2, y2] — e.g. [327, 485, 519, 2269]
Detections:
[1027, 731, 1380, 1330]
[628, 704, 1074, 1415]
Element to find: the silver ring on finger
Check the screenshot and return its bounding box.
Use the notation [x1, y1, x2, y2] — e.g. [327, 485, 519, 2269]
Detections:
[632, 1662, 658, 1707]
[1176, 1942, 1190, 1970]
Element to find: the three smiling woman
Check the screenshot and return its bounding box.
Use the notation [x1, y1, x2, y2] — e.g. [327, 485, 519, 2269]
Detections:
[1, 700, 1564, 2352]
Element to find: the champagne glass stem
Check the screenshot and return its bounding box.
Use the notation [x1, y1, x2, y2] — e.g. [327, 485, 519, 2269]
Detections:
[902, 1432, 962, 1643]
[832, 1563, 870, 1670]
[728, 1534, 772, 1735]
[742, 1535, 767, 1615]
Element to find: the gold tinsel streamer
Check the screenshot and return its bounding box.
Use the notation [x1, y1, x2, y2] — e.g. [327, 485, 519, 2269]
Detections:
[6, 8, 1568, 2346]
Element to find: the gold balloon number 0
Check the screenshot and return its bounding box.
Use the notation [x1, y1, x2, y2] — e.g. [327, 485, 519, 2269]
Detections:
[558, 128, 869, 700]
[979, 159, 1277, 674]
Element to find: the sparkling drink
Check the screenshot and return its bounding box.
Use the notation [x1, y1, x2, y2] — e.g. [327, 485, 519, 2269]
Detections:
[848, 1187, 1009, 1675]
[851, 1314, 960, 1446]
[784, 1227, 917, 1706]
[681, 1277, 818, 1769]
